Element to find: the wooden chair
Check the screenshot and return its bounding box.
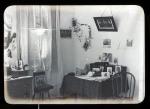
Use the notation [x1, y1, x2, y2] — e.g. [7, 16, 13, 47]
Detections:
[123, 72, 136, 98]
[111, 73, 123, 98]
[32, 71, 53, 99]
[111, 72, 136, 99]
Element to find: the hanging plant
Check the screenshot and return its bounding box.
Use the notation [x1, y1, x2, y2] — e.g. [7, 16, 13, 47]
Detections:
[83, 38, 91, 51]
[72, 18, 93, 51]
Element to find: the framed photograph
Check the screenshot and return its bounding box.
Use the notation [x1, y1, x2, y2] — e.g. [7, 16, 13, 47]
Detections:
[102, 53, 112, 62]
[101, 72, 110, 78]
[60, 29, 72, 38]
[114, 57, 118, 65]
[107, 67, 113, 75]
[103, 39, 111, 48]
[99, 66, 104, 72]
[115, 65, 121, 73]
[93, 16, 117, 31]
[127, 39, 133, 47]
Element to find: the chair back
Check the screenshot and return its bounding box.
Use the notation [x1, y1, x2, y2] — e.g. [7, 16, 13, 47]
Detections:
[124, 72, 136, 98]
[111, 72, 136, 99]
[111, 73, 122, 98]
[33, 71, 47, 88]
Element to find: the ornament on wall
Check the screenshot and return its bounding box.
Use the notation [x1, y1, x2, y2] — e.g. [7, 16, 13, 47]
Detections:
[114, 57, 118, 65]
[126, 39, 133, 47]
[98, 55, 102, 61]
[102, 53, 112, 62]
[94, 16, 118, 32]
[103, 39, 111, 48]
[71, 17, 93, 51]
[83, 38, 91, 51]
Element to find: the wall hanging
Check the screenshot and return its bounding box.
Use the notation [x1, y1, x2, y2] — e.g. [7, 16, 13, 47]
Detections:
[103, 39, 111, 48]
[114, 57, 118, 65]
[126, 39, 133, 47]
[60, 29, 72, 38]
[94, 16, 117, 31]
[71, 18, 92, 51]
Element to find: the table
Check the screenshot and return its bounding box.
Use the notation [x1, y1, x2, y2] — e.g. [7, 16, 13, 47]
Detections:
[60, 75, 114, 98]
[5, 76, 33, 99]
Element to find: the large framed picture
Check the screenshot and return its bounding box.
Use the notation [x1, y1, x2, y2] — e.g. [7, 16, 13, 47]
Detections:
[107, 67, 113, 75]
[127, 39, 133, 47]
[93, 16, 117, 31]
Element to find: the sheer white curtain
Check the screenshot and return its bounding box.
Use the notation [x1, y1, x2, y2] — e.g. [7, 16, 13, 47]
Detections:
[16, 6, 29, 65]
[50, 6, 63, 96]
[55, 6, 63, 96]
[16, 6, 52, 78]
[17, 6, 63, 96]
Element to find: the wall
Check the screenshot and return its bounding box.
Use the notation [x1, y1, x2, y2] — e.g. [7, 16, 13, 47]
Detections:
[73, 6, 144, 100]
[60, 6, 144, 101]
[59, 6, 76, 75]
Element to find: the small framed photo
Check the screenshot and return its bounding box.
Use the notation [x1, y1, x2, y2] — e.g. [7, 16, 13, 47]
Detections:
[114, 57, 118, 65]
[101, 72, 110, 78]
[127, 39, 133, 47]
[115, 65, 121, 73]
[103, 39, 111, 48]
[102, 53, 112, 62]
[107, 67, 113, 75]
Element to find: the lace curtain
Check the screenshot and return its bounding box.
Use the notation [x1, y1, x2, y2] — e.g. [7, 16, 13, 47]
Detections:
[17, 6, 52, 74]
[17, 6, 63, 96]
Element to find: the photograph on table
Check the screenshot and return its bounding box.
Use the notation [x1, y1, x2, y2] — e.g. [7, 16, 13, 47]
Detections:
[107, 67, 113, 75]
[101, 72, 110, 78]
[127, 39, 133, 47]
[102, 53, 112, 62]
[115, 65, 121, 73]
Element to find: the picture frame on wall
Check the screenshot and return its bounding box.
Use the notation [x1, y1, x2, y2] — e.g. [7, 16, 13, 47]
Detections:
[114, 57, 118, 65]
[127, 39, 133, 47]
[103, 39, 111, 48]
[60, 29, 72, 38]
[93, 16, 117, 31]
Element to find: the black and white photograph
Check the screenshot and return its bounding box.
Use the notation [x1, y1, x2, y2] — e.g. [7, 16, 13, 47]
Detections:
[102, 53, 112, 62]
[4, 5, 144, 104]
[107, 67, 113, 75]
[127, 39, 133, 47]
[115, 65, 121, 73]
[103, 39, 111, 48]
[60, 29, 72, 38]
